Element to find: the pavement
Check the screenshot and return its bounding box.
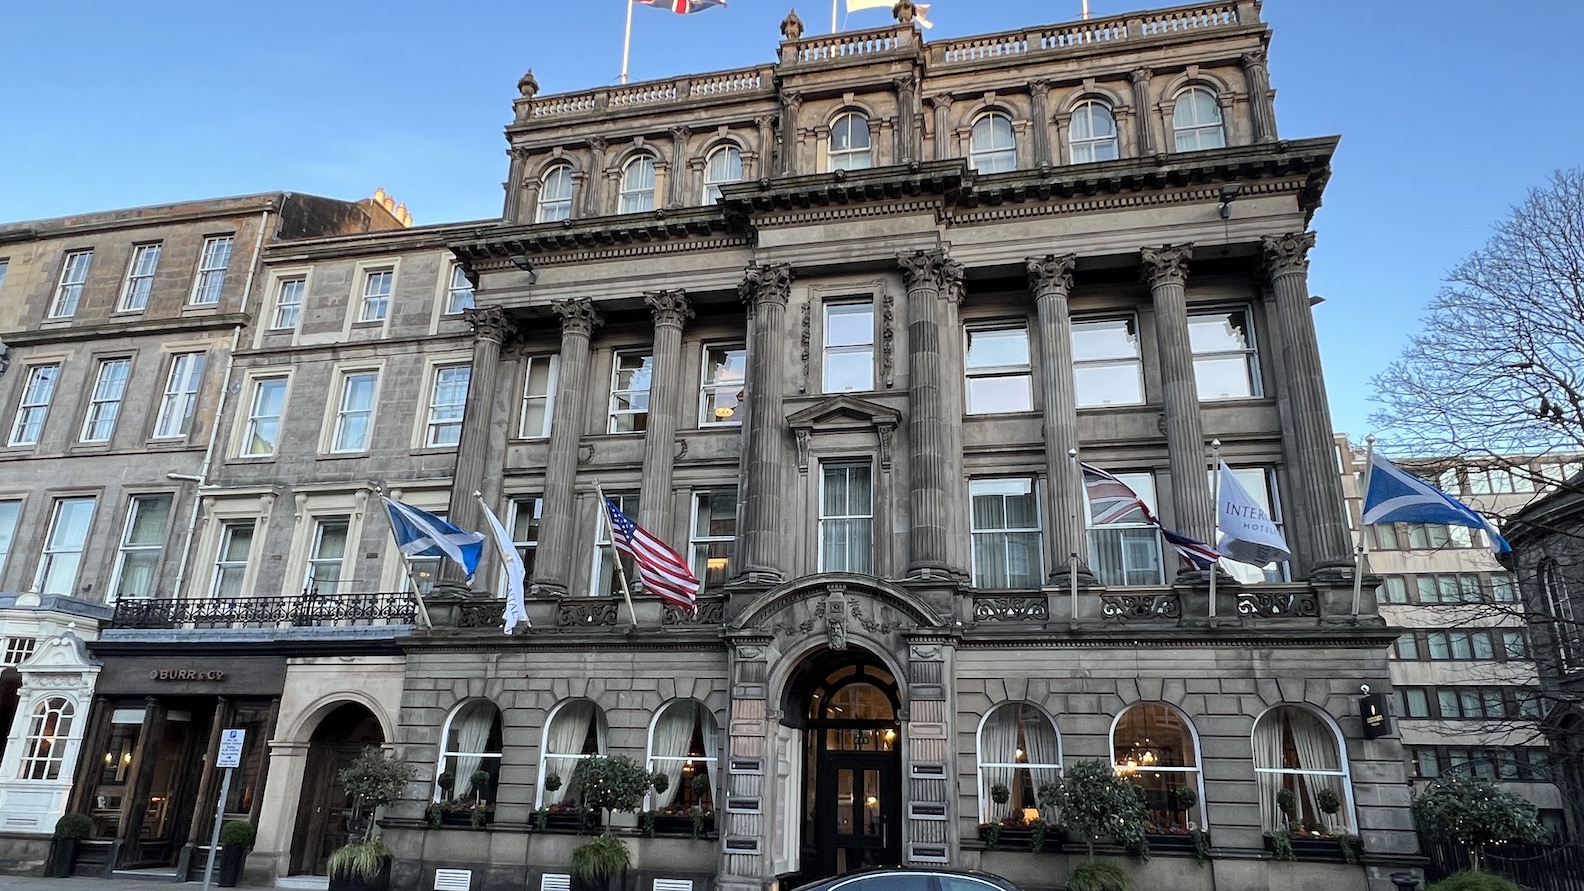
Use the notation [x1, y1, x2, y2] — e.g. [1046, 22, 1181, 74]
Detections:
[0, 880, 289, 891]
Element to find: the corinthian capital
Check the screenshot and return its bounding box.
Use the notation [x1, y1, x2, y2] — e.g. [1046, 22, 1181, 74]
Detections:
[552, 298, 603, 337]
[897, 248, 963, 296]
[1140, 244, 1194, 288]
[463, 306, 517, 345]
[1130, 67, 1153, 86]
[1240, 49, 1269, 71]
[739, 263, 794, 310]
[1262, 231, 1317, 276]
[1026, 254, 1077, 296]
[644, 289, 694, 328]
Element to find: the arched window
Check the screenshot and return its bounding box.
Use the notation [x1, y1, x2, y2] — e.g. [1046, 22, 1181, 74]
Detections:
[647, 700, 720, 812]
[1069, 101, 1119, 163]
[1252, 705, 1351, 833]
[539, 699, 608, 807]
[1112, 703, 1204, 831]
[977, 702, 1061, 823]
[828, 112, 873, 172]
[970, 112, 1017, 173]
[537, 164, 575, 223]
[703, 145, 743, 203]
[19, 697, 74, 780]
[436, 700, 503, 804]
[618, 154, 658, 214]
[1172, 87, 1225, 152]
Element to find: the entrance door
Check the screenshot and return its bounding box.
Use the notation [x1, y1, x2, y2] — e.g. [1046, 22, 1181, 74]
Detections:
[816, 752, 900, 876]
[289, 703, 382, 876]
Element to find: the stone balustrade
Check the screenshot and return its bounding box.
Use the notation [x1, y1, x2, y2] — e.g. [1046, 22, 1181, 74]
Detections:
[520, 65, 774, 123]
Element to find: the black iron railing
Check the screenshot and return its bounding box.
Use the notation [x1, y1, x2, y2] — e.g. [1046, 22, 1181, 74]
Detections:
[111, 592, 417, 630]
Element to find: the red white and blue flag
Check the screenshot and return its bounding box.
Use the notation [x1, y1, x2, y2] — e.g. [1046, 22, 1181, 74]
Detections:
[634, 0, 726, 13]
[605, 498, 700, 613]
[1081, 463, 1220, 571]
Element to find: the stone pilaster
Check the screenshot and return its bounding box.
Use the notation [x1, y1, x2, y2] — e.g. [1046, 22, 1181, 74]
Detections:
[1027, 255, 1093, 585]
[754, 115, 775, 179]
[929, 94, 953, 161]
[1241, 50, 1277, 143]
[1264, 232, 1353, 574]
[1029, 80, 1051, 166]
[640, 289, 693, 542]
[583, 137, 608, 217]
[1142, 244, 1213, 546]
[778, 92, 802, 176]
[894, 74, 920, 163]
[446, 307, 517, 546]
[736, 263, 794, 583]
[1129, 68, 1156, 154]
[898, 248, 964, 578]
[531, 298, 603, 594]
[505, 148, 529, 221]
[666, 127, 690, 208]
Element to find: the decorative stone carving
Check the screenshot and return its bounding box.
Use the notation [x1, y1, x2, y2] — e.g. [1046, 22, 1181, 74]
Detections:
[877, 423, 895, 470]
[463, 306, 516, 344]
[1130, 67, 1152, 86]
[458, 601, 507, 628]
[644, 289, 694, 327]
[1026, 254, 1076, 295]
[1101, 594, 1182, 620]
[558, 598, 621, 627]
[824, 588, 849, 650]
[587, 135, 608, 154]
[893, 0, 917, 24]
[973, 596, 1049, 622]
[518, 69, 540, 99]
[739, 262, 793, 309]
[1241, 49, 1268, 71]
[794, 429, 811, 471]
[880, 289, 895, 388]
[897, 248, 963, 293]
[664, 597, 725, 625]
[799, 300, 811, 391]
[1237, 590, 1318, 618]
[552, 297, 603, 337]
[780, 9, 804, 41]
[1140, 244, 1194, 287]
[1262, 231, 1317, 277]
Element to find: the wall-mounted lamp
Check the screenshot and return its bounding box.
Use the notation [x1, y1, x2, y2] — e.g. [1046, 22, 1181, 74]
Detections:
[1217, 182, 1243, 219]
[508, 254, 540, 285]
[1309, 295, 1326, 307]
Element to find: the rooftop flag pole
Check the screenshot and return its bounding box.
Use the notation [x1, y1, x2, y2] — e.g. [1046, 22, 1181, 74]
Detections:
[832, 0, 839, 33]
[621, 0, 636, 84]
[1351, 435, 1377, 619]
[1209, 438, 1221, 621]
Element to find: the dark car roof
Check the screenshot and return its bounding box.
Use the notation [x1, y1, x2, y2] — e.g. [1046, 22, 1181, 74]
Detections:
[787, 867, 1023, 891]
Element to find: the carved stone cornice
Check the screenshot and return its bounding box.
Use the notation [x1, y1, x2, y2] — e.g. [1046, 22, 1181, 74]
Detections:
[897, 248, 962, 296]
[643, 288, 694, 328]
[1262, 231, 1317, 277]
[551, 297, 603, 337]
[1026, 253, 1076, 296]
[1141, 244, 1194, 288]
[463, 306, 516, 345]
[739, 262, 793, 309]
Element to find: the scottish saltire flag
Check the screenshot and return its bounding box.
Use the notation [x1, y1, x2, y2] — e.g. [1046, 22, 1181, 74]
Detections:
[381, 497, 484, 581]
[635, 0, 726, 13]
[1362, 453, 1512, 554]
[1216, 462, 1292, 566]
[1082, 463, 1221, 570]
[477, 496, 528, 632]
[604, 498, 700, 613]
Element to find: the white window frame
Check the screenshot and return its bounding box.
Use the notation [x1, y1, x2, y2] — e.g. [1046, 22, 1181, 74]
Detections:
[435, 700, 504, 802]
[108, 493, 173, 601]
[18, 697, 75, 781]
[358, 267, 394, 323]
[828, 112, 873, 171]
[1251, 705, 1354, 834]
[1188, 306, 1261, 400]
[537, 699, 608, 808]
[690, 488, 737, 590]
[117, 243, 162, 312]
[425, 364, 472, 448]
[646, 699, 720, 811]
[819, 460, 874, 574]
[1110, 702, 1208, 830]
[271, 277, 305, 330]
[1072, 316, 1144, 408]
[1213, 466, 1288, 583]
[608, 351, 653, 434]
[1069, 100, 1120, 163]
[9, 364, 61, 447]
[1085, 470, 1164, 587]
[152, 352, 207, 439]
[969, 478, 1043, 589]
[0, 258, 9, 295]
[703, 145, 743, 202]
[699, 344, 746, 426]
[975, 702, 1063, 823]
[618, 155, 658, 214]
[241, 376, 289, 457]
[964, 324, 1033, 415]
[80, 358, 132, 443]
[210, 520, 256, 598]
[49, 250, 92, 318]
[330, 370, 380, 453]
[538, 164, 575, 222]
[823, 301, 875, 394]
[1172, 87, 1225, 152]
[593, 492, 640, 598]
[36, 497, 96, 597]
[518, 355, 559, 439]
[304, 516, 352, 595]
[505, 496, 543, 590]
[969, 111, 1017, 173]
[189, 235, 234, 305]
[445, 265, 475, 316]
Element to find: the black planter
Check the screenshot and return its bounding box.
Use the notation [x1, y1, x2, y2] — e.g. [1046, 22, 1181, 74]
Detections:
[978, 824, 1063, 852]
[1264, 833, 1350, 862]
[439, 810, 495, 828]
[651, 815, 714, 838]
[217, 844, 248, 887]
[1145, 832, 1197, 854]
[541, 811, 600, 832]
[46, 838, 78, 878]
[329, 856, 393, 891]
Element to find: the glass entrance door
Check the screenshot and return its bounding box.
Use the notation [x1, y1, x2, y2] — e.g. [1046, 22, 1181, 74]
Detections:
[817, 753, 899, 875]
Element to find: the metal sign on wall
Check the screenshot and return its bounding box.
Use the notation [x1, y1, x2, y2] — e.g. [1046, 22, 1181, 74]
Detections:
[93, 654, 288, 696]
[1360, 692, 1393, 739]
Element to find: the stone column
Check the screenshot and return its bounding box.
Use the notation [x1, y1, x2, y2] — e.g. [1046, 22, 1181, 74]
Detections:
[1028, 255, 1092, 584]
[894, 74, 920, 163]
[1265, 232, 1353, 574]
[929, 94, 954, 161]
[666, 127, 690, 208]
[898, 249, 963, 578]
[1129, 68, 1157, 154]
[1241, 50, 1277, 143]
[1029, 79, 1052, 166]
[1142, 244, 1213, 545]
[754, 115, 775, 178]
[583, 137, 608, 217]
[736, 264, 794, 583]
[446, 306, 516, 540]
[505, 148, 530, 221]
[777, 92, 803, 176]
[531, 299, 603, 594]
[640, 290, 693, 542]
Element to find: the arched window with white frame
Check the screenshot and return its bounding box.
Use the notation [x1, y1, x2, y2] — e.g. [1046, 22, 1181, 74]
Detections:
[435, 699, 503, 805]
[618, 154, 658, 214]
[969, 111, 1017, 173]
[1252, 705, 1352, 834]
[1111, 702, 1205, 831]
[19, 697, 75, 780]
[1172, 86, 1225, 152]
[703, 145, 743, 203]
[537, 163, 575, 223]
[976, 702, 1062, 824]
[538, 698, 608, 807]
[828, 112, 873, 171]
[1069, 100, 1119, 163]
[646, 699, 720, 814]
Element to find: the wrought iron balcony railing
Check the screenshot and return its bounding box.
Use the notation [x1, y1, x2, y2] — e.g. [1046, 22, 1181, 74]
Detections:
[110, 592, 417, 630]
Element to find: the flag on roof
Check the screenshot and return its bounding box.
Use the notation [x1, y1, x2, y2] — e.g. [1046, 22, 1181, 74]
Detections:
[1362, 453, 1511, 554]
[381, 497, 484, 582]
[635, 0, 726, 13]
[1082, 463, 1221, 571]
[605, 498, 700, 613]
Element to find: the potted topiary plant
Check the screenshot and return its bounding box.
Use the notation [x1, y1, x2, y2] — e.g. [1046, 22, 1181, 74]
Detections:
[217, 820, 255, 887]
[565, 755, 653, 891]
[327, 747, 413, 891]
[48, 813, 93, 878]
[569, 832, 631, 891]
[1049, 759, 1148, 890]
[1413, 775, 1546, 873]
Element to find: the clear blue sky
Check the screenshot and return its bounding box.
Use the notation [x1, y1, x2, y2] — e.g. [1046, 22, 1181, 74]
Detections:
[3, 1, 1581, 439]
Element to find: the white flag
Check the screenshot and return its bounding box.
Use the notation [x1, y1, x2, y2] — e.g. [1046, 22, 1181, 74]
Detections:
[1215, 462, 1291, 566]
[846, 0, 932, 27]
[476, 495, 528, 633]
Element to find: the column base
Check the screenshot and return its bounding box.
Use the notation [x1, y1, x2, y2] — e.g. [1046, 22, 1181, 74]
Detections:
[1308, 559, 1360, 584]
[1047, 564, 1099, 589]
[728, 568, 784, 587]
[527, 581, 568, 597]
[906, 563, 969, 583]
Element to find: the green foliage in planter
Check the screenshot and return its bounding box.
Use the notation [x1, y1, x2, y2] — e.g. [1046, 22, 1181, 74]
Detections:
[980, 822, 1001, 850]
[1337, 833, 1362, 865]
[219, 820, 256, 849]
[469, 769, 492, 797]
[471, 806, 488, 829]
[1189, 828, 1211, 864]
[1030, 819, 1049, 854]
[1066, 861, 1131, 891]
[570, 833, 630, 886]
[429, 804, 445, 828]
[990, 783, 1010, 805]
[339, 748, 413, 840]
[1412, 775, 1545, 872]
[544, 773, 563, 794]
[1173, 785, 1198, 811]
[650, 772, 669, 795]
[54, 813, 93, 840]
[1275, 788, 1297, 823]
[1267, 830, 1295, 862]
[327, 835, 390, 881]
[639, 812, 656, 837]
[1426, 870, 1521, 891]
[1315, 787, 1340, 816]
[1048, 759, 1149, 862]
[691, 805, 712, 841]
[437, 771, 456, 797]
[691, 771, 712, 798]
[572, 755, 657, 816]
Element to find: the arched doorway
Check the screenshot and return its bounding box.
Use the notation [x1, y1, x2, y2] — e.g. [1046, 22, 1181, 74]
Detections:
[783, 648, 903, 880]
[288, 703, 382, 876]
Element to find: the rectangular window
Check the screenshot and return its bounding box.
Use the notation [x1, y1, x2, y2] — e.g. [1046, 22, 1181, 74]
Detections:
[271, 277, 304, 329]
[690, 489, 738, 589]
[519, 355, 558, 439]
[38, 497, 96, 596]
[0, 259, 8, 294]
[152, 352, 207, 439]
[242, 377, 288, 456]
[358, 268, 393, 322]
[332, 371, 379, 452]
[1, 637, 35, 666]
[445, 265, 475, 315]
[509, 497, 543, 580]
[700, 345, 747, 426]
[608, 351, 653, 434]
[819, 461, 874, 574]
[1072, 317, 1144, 407]
[1381, 576, 1409, 604]
[970, 478, 1042, 588]
[1188, 307, 1259, 400]
[117, 244, 162, 312]
[9, 364, 61, 446]
[1215, 467, 1287, 582]
[49, 250, 93, 318]
[305, 517, 350, 594]
[1394, 633, 1420, 661]
[1502, 629, 1529, 660]
[426, 364, 471, 447]
[210, 521, 255, 598]
[594, 493, 640, 597]
[964, 325, 1033, 414]
[80, 358, 131, 443]
[109, 494, 172, 601]
[0, 500, 20, 578]
[1086, 470, 1163, 586]
[190, 236, 233, 305]
[1491, 573, 1518, 602]
[823, 302, 874, 393]
[1370, 523, 1402, 550]
[1402, 688, 1431, 718]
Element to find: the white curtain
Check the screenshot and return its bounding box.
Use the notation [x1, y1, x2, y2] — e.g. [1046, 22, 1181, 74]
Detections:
[651, 702, 695, 808]
[545, 700, 596, 804]
[979, 705, 1019, 822]
[451, 702, 497, 800]
[1252, 710, 1285, 831]
[1286, 708, 1346, 830]
[1020, 707, 1062, 821]
[698, 704, 720, 805]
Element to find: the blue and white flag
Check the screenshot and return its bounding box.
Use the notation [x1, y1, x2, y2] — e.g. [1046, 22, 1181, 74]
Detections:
[1361, 453, 1511, 554]
[381, 497, 484, 581]
[1217, 462, 1292, 566]
[477, 495, 529, 632]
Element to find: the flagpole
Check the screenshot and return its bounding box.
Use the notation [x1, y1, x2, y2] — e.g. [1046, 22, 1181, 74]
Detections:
[1209, 440, 1221, 622]
[1069, 448, 1081, 624]
[594, 481, 641, 629]
[832, 0, 839, 33]
[1351, 435, 1377, 620]
[621, 0, 635, 84]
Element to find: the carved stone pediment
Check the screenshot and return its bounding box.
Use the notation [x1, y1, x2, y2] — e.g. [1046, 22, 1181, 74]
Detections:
[785, 395, 902, 470]
[732, 575, 948, 644]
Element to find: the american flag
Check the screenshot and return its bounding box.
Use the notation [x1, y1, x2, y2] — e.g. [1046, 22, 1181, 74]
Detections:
[1081, 463, 1220, 571]
[634, 0, 726, 13]
[605, 498, 700, 613]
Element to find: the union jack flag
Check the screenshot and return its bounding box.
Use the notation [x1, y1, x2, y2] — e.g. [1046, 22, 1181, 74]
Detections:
[634, 0, 726, 13]
[605, 498, 700, 613]
[1081, 463, 1220, 571]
